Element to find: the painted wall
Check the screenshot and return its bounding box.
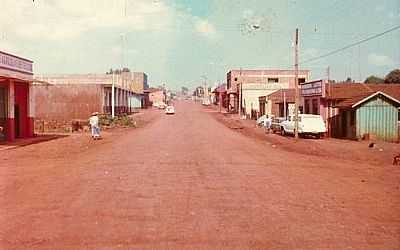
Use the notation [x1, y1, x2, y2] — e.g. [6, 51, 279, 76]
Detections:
[128, 94, 143, 108]
[34, 84, 103, 121]
[356, 96, 399, 142]
[149, 90, 165, 105]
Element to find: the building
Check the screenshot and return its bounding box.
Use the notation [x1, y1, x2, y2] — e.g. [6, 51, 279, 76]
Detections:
[131, 72, 148, 94]
[226, 69, 310, 117]
[0, 50, 35, 142]
[211, 84, 227, 109]
[146, 88, 165, 105]
[259, 89, 298, 118]
[34, 72, 148, 132]
[301, 80, 400, 142]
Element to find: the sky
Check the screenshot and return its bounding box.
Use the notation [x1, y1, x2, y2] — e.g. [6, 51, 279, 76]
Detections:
[0, 0, 399, 90]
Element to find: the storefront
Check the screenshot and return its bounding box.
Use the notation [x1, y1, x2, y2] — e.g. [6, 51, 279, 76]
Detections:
[0, 51, 34, 142]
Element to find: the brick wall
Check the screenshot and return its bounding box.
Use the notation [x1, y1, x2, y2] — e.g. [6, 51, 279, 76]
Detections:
[33, 84, 103, 132]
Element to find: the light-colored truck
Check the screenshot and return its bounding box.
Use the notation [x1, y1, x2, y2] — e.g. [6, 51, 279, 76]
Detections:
[280, 114, 327, 139]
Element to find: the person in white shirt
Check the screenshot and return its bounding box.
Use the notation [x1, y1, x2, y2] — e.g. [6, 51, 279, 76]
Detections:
[89, 112, 100, 139]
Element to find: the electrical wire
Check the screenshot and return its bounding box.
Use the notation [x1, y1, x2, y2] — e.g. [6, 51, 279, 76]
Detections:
[300, 24, 400, 65]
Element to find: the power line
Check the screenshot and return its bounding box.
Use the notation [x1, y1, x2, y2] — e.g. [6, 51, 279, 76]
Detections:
[300, 24, 400, 65]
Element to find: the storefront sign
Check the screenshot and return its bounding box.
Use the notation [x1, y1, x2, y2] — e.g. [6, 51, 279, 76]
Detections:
[0, 51, 33, 75]
[301, 80, 325, 97]
[242, 83, 289, 91]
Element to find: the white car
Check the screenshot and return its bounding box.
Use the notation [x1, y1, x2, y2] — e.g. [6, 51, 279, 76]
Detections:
[202, 98, 211, 106]
[280, 114, 327, 138]
[165, 106, 175, 115]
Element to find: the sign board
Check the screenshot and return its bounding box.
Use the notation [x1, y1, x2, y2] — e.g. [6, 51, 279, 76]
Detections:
[301, 80, 325, 97]
[288, 103, 295, 116]
[0, 51, 33, 75]
[241, 82, 289, 91]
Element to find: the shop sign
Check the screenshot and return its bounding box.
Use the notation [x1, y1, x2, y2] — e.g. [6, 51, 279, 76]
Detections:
[301, 80, 325, 97]
[0, 51, 33, 75]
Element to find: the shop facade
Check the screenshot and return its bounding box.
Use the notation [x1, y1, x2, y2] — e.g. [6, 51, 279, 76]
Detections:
[0, 51, 34, 142]
[301, 80, 400, 142]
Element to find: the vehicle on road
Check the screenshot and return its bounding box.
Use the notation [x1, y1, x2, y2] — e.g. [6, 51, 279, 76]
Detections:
[159, 103, 167, 109]
[153, 102, 167, 109]
[280, 114, 326, 138]
[270, 117, 286, 134]
[202, 98, 211, 106]
[165, 105, 175, 115]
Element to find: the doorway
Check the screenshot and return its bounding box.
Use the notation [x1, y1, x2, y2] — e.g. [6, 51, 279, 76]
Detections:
[14, 104, 20, 138]
[0, 87, 6, 141]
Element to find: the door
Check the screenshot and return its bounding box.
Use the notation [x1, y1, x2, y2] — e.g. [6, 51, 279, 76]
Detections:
[14, 104, 20, 138]
[0, 87, 6, 141]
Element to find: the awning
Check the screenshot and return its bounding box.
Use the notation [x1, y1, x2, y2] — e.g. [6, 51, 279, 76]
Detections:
[0, 74, 52, 85]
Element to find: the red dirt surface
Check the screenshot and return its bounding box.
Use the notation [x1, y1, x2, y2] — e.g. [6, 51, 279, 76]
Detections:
[1, 101, 399, 249]
[210, 107, 400, 166]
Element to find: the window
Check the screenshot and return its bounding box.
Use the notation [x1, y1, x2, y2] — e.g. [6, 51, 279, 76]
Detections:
[312, 99, 319, 115]
[298, 78, 306, 84]
[234, 77, 238, 82]
[304, 99, 310, 114]
[268, 78, 279, 83]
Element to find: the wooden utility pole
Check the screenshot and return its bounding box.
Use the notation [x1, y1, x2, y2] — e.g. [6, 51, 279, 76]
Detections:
[294, 28, 299, 139]
[238, 68, 243, 117]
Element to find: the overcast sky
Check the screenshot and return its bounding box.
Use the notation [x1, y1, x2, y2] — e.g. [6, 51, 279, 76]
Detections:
[0, 0, 399, 89]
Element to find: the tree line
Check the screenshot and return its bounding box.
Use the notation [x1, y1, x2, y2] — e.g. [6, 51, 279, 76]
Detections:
[364, 69, 400, 84]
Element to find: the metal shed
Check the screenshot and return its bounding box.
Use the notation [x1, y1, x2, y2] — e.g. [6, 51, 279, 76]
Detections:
[353, 92, 400, 142]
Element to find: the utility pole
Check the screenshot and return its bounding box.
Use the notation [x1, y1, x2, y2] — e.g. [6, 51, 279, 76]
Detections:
[327, 66, 330, 82]
[283, 91, 287, 119]
[111, 72, 115, 118]
[294, 28, 299, 139]
[238, 68, 242, 117]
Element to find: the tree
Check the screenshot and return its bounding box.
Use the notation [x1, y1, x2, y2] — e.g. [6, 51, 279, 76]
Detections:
[384, 69, 400, 83]
[364, 75, 384, 84]
[345, 77, 353, 83]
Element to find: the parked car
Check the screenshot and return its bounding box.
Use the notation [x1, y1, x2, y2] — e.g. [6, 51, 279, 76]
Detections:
[158, 102, 167, 109]
[280, 114, 327, 138]
[165, 105, 175, 115]
[202, 98, 211, 106]
[270, 117, 286, 134]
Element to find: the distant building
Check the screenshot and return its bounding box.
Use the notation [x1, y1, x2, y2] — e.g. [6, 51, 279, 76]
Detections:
[226, 69, 310, 117]
[301, 80, 400, 142]
[212, 84, 227, 108]
[0, 50, 35, 142]
[131, 72, 148, 94]
[259, 89, 298, 118]
[146, 88, 165, 105]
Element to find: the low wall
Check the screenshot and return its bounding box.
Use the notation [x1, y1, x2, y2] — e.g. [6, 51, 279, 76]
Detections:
[34, 84, 103, 132]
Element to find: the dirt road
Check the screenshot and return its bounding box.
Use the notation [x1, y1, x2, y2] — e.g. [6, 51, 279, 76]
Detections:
[1, 101, 399, 249]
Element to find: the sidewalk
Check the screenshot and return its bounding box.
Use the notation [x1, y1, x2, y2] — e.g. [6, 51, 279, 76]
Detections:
[0, 134, 68, 151]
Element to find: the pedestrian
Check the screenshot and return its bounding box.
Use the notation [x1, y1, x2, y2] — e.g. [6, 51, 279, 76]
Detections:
[89, 112, 100, 140]
[265, 115, 272, 133]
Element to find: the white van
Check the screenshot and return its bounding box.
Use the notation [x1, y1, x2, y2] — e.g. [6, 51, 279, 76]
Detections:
[280, 114, 327, 138]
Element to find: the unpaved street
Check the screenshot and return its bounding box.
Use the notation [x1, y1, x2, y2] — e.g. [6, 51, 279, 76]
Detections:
[1, 101, 399, 249]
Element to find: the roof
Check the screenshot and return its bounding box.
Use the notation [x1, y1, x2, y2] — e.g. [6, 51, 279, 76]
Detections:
[328, 83, 400, 108]
[0, 50, 33, 63]
[212, 84, 227, 93]
[228, 69, 310, 76]
[145, 87, 163, 93]
[267, 89, 297, 103]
